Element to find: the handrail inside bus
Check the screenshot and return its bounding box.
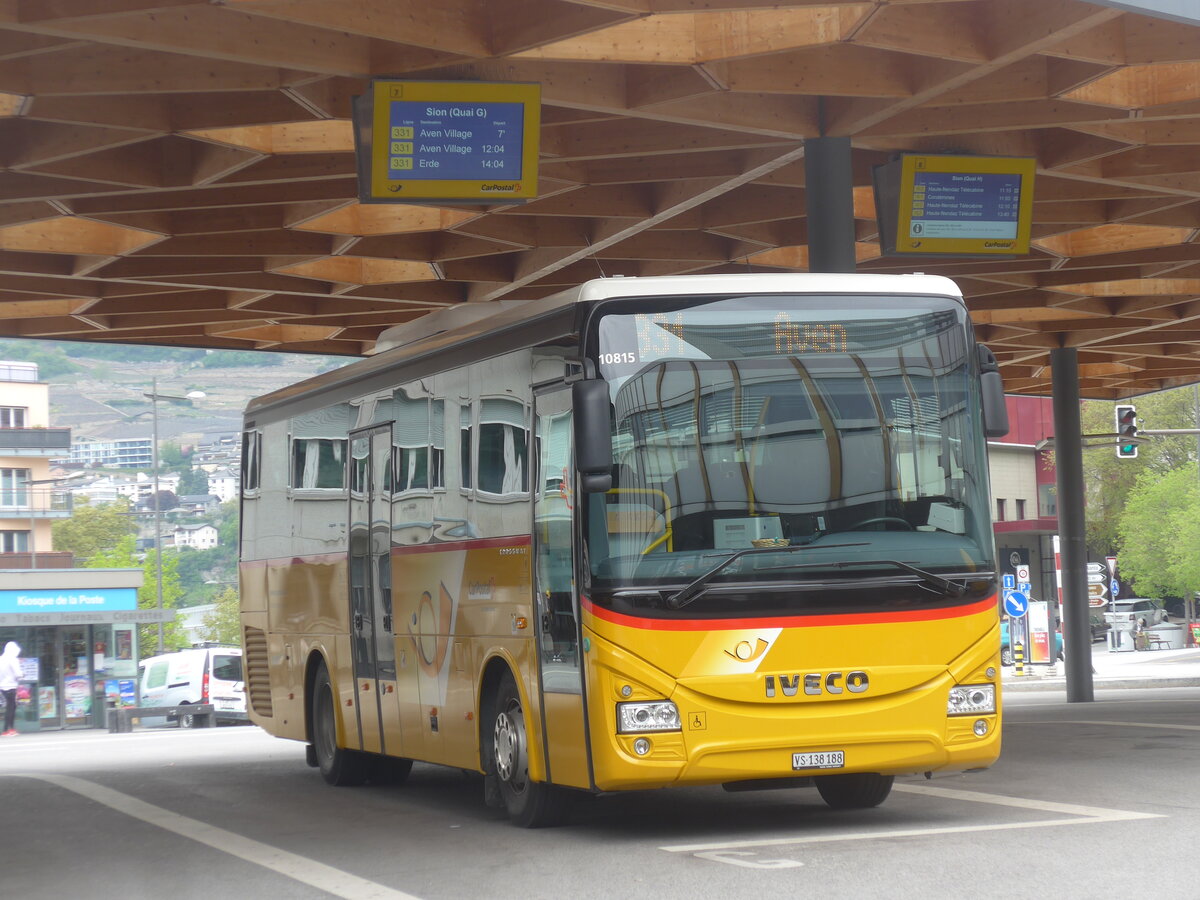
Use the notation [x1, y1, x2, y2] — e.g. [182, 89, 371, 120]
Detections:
[606, 487, 673, 554]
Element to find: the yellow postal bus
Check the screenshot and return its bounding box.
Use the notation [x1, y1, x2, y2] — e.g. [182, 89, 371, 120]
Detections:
[238, 273, 1008, 826]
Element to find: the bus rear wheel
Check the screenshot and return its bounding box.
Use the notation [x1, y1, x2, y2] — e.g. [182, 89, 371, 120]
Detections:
[311, 660, 371, 787]
[815, 773, 894, 809]
[490, 671, 571, 827]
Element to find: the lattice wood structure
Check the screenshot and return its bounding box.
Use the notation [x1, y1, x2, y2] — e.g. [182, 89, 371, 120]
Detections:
[3, 1, 1200, 397]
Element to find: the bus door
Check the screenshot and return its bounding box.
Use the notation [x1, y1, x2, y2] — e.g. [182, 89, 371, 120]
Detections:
[348, 424, 401, 755]
[532, 388, 591, 789]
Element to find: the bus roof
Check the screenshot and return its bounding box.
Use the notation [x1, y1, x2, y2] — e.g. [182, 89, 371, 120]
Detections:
[244, 272, 963, 423]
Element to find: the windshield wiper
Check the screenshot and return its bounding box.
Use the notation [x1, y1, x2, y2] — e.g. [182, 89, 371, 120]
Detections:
[666, 542, 866, 609]
[760, 558, 980, 598]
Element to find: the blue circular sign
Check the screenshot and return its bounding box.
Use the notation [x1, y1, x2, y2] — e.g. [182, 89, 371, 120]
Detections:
[1004, 590, 1029, 618]
[1110, 579, 1120, 598]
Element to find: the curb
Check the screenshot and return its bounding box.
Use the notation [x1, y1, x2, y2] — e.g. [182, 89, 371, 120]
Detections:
[1003, 676, 1200, 692]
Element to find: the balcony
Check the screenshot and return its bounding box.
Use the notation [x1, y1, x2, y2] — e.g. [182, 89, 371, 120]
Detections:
[0, 426, 72, 455]
[0, 551, 74, 569]
[0, 488, 73, 519]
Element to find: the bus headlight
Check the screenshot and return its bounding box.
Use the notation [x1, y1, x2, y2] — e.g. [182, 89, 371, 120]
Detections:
[617, 700, 681, 733]
[947, 684, 995, 716]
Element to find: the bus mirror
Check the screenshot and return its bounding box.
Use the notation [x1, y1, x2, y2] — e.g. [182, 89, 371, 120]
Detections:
[572, 379, 613, 492]
[977, 344, 1009, 438]
[580, 472, 612, 493]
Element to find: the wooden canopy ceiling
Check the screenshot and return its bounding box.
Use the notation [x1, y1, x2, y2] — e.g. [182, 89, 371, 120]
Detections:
[3, 0, 1200, 397]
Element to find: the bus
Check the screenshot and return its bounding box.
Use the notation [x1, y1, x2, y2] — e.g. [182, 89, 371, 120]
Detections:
[238, 273, 1009, 827]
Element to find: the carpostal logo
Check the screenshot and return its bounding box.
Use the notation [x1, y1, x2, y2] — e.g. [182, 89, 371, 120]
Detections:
[983, 240, 1014, 249]
[481, 182, 520, 192]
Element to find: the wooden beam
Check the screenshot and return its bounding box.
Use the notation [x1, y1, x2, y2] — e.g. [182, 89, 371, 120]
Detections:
[16, 6, 372, 77]
[218, 0, 492, 57]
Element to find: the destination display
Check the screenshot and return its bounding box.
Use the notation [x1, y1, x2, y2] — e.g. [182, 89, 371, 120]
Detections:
[357, 80, 540, 203]
[873, 154, 1036, 257]
[386, 100, 524, 181]
[908, 171, 1022, 239]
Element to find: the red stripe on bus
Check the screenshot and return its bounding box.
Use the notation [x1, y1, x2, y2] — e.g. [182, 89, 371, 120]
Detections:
[581, 593, 998, 631]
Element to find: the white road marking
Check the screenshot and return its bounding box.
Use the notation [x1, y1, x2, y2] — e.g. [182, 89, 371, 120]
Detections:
[694, 850, 804, 869]
[1040, 719, 1200, 732]
[892, 782, 1158, 817]
[0, 729, 269, 757]
[3, 773, 421, 900]
[660, 783, 1162, 854]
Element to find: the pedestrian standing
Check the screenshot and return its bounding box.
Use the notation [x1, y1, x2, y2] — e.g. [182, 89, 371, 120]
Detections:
[0, 641, 22, 736]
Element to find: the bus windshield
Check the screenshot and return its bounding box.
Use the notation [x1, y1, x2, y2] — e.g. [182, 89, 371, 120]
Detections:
[587, 292, 994, 609]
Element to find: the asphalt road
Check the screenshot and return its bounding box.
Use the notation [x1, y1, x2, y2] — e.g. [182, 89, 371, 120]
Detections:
[2, 687, 1198, 900]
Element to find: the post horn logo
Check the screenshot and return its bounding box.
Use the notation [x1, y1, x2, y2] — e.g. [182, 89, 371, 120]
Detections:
[724, 638, 770, 663]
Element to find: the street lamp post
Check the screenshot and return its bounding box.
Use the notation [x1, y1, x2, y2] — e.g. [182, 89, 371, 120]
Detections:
[145, 379, 205, 652]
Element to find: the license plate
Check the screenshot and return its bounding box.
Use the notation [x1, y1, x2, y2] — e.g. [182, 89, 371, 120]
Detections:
[792, 750, 844, 770]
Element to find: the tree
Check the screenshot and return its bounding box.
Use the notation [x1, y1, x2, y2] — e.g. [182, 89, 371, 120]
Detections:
[51, 500, 136, 564]
[177, 466, 210, 495]
[1081, 386, 1200, 557]
[159, 441, 187, 469]
[0, 339, 80, 378]
[215, 499, 238, 547]
[1115, 467, 1200, 600]
[144, 489, 178, 512]
[201, 586, 241, 645]
[89, 535, 189, 653]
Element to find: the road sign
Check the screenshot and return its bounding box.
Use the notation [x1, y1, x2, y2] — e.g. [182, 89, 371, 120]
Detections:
[1111, 579, 1120, 598]
[1087, 572, 1105, 584]
[1087, 562, 1105, 573]
[1003, 590, 1029, 618]
[1015, 564, 1030, 582]
[1002, 574, 1015, 590]
[1087, 583, 1107, 598]
[1017, 582, 1031, 594]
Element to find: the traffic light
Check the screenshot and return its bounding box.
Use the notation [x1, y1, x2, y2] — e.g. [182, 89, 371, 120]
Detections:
[1115, 404, 1138, 458]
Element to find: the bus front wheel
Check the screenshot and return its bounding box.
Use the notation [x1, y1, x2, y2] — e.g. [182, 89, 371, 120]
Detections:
[490, 671, 571, 827]
[311, 660, 371, 787]
[815, 773, 894, 809]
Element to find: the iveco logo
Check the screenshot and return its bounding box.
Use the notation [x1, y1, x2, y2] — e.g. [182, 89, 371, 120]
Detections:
[764, 671, 869, 697]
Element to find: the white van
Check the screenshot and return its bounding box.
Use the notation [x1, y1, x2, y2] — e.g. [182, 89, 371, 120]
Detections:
[138, 645, 247, 726]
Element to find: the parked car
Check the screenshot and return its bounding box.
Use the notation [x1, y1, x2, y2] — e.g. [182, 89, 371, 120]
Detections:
[1000, 620, 1063, 667]
[1162, 596, 1199, 619]
[1089, 613, 1110, 642]
[1109, 598, 1167, 629]
[138, 645, 246, 726]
